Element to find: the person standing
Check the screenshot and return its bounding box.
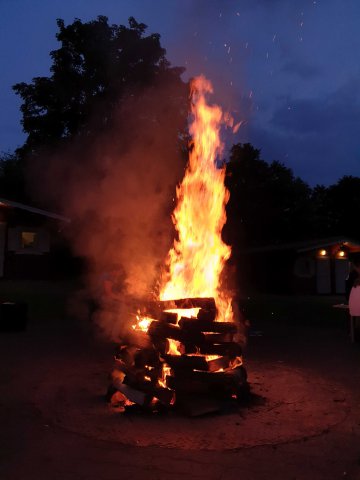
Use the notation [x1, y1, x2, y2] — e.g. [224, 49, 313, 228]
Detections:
[348, 256, 360, 341]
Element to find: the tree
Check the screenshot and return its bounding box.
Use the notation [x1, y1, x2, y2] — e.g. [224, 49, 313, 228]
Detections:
[224, 143, 312, 248]
[13, 16, 187, 158]
[0, 152, 27, 201]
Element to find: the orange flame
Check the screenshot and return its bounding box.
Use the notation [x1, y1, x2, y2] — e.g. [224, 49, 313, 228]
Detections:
[167, 338, 182, 355]
[132, 315, 152, 332]
[160, 75, 232, 322]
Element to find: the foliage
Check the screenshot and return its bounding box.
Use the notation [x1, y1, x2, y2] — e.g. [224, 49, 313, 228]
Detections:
[224, 143, 312, 248]
[0, 152, 27, 202]
[13, 16, 186, 157]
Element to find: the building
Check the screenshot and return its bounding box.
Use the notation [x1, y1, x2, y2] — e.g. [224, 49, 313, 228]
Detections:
[241, 237, 360, 295]
[0, 197, 70, 279]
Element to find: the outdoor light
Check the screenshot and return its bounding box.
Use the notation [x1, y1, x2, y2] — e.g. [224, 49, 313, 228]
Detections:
[319, 249, 327, 257]
[338, 250, 345, 257]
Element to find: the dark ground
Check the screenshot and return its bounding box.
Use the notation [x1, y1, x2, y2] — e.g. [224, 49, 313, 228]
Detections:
[0, 283, 360, 480]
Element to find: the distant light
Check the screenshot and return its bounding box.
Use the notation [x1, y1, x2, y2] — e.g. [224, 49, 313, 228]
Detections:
[319, 249, 327, 257]
[338, 250, 346, 258]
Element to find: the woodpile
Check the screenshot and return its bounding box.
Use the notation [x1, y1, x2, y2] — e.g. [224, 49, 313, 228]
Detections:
[108, 297, 248, 416]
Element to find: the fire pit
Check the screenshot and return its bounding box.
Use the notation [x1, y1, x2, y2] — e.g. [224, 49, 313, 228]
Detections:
[107, 76, 248, 415]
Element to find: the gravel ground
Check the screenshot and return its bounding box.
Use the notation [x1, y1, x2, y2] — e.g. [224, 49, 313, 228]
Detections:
[1, 314, 360, 480]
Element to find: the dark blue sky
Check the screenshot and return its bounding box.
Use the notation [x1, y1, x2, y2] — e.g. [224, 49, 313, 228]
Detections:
[1, 0, 359, 185]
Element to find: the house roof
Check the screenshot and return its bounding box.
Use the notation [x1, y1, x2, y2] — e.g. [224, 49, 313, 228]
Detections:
[242, 236, 360, 254]
[0, 198, 70, 223]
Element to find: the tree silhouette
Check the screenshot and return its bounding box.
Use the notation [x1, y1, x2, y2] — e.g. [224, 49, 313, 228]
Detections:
[224, 143, 312, 248]
[13, 16, 186, 158]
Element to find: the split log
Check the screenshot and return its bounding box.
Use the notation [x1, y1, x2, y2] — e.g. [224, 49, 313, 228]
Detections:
[114, 359, 161, 385]
[206, 355, 231, 372]
[160, 311, 178, 324]
[174, 367, 247, 390]
[199, 342, 242, 357]
[196, 308, 217, 322]
[114, 345, 138, 366]
[112, 376, 149, 406]
[148, 321, 183, 342]
[164, 354, 209, 371]
[123, 375, 174, 406]
[160, 297, 216, 311]
[179, 318, 237, 334]
[134, 348, 161, 369]
[166, 375, 209, 394]
[203, 332, 234, 343]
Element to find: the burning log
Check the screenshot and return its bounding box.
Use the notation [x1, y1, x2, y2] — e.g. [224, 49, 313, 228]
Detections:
[147, 321, 183, 342]
[203, 332, 234, 343]
[159, 311, 178, 324]
[164, 354, 209, 371]
[198, 342, 242, 358]
[206, 355, 231, 372]
[179, 318, 237, 334]
[112, 375, 150, 406]
[160, 297, 217, 311]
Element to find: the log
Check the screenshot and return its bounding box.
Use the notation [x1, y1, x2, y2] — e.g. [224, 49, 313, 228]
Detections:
[114, 345, 138, 366]
[160, 297, 216, 311]
[148, 321, 183, 342]
[114, 359, 161, 385]
[179, 318, 237, 334]
[160, 311, 178, 324]
[123, 374, 174, 406]
[166, 375, 209, 394]
[197, 308, 217, 322]
[112, 376, 149, 406]
[206, 355, 231, 372]
[164, 354, 209, 371]
[199, 342, 242, 357]
[203, 332, 234, 343]
[173, 367, 247, 390]
[134, 348, 161, 368]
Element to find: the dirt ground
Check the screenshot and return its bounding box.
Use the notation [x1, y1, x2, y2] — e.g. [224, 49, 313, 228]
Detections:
[1, 307, 360, 480]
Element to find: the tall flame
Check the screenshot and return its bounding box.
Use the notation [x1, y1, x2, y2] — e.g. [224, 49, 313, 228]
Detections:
[160, 76, 232, 322]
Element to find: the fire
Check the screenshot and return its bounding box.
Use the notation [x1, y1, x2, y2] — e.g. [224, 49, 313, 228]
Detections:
[132, 315, 152, 332]
[167, 338, 182, 355]
[160, 76, 232, 322]
[164, 308, 200, 322]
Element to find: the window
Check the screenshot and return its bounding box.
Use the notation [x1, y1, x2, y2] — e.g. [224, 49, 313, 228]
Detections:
[21, 231, 37, 249]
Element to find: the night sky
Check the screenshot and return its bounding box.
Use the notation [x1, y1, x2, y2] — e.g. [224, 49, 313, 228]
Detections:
[1, 0, 359, 185]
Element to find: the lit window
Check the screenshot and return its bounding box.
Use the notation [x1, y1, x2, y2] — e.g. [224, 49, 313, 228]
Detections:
[21, 231, 37, 249]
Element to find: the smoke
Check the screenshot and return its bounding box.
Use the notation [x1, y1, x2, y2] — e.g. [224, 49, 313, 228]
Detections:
[29, 77, 188, 339]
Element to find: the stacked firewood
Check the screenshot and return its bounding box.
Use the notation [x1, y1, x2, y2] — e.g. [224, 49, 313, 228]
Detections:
[108, 297, 248, 416]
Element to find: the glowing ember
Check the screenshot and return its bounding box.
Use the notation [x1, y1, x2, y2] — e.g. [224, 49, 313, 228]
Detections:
[132, 315, 152, 332]
[159, 364, 172, 388]
[160, 76, 232, 322]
